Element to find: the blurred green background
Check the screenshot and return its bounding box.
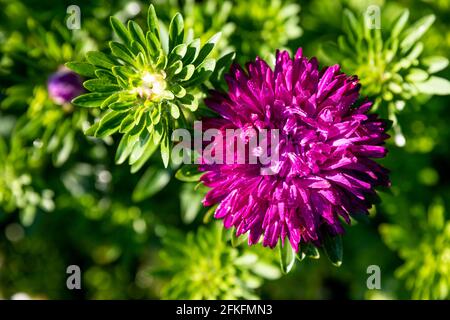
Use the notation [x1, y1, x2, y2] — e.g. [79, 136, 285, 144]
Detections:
[0, 0, 449, 299]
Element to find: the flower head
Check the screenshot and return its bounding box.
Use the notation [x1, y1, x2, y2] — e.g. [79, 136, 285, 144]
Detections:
[200, 49, 390, 252]
[47, 68, 84, 105]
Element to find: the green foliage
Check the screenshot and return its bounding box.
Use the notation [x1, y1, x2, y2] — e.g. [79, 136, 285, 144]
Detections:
[321, 8, 450, 146]
[154, 223, 281, 299]
[380, 199, 450, 299]
[70, 5, 220, 169]
[0, 137, 54, 225]
[0, 18, 94, 167]
[229, 0, 302, 63]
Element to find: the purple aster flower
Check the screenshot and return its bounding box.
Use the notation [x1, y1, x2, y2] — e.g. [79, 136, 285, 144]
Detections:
[200, 49, 390, 251]
[47, 68, 84, 105]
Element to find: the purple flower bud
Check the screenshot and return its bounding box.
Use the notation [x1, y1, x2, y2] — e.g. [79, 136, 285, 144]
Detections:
[47, 68, 84, 105]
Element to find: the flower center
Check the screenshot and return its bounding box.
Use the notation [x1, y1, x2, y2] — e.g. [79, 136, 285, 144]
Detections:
[132, 71, 167, 101]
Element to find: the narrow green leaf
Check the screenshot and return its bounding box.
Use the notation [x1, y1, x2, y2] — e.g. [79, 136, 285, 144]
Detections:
[391, 10, 410, 38]
[129, 130, 152, 165]
[210, 51, 235, 88]
[160, 119, 170, 168]
[182, 39, 200, 65]
[147, 4, 160, 39]
[167, 60, 183, 76]
[95, 69, 116, 81]
[169, 102, 180, 119]
[415, 76, 450, 95]
[72, 92, 109, 108]
[231, 229, 246, 247]
[422, 56, 449, 74]
[323, 233, 343, 267]
[128, 20, 146, 49]
[175, 164, 203, 182]
[109, 100, 135, 111]
[168, 43, 187, 66]
[130, 135, 159, 173]
[194, 32, 221, 66]
[65, 61, 96, 77]
[342, 9, 360, 40]
[172, 84, 186, 98]
[177, 64, 195, 81]
[300, 243, 320, 259]
[85, 122, 99, 136]
[400, 15, 435, 52]
[180, 183, 203, 224]
[279, 240, 296, 274]
[132, 167, 171, 201]
[115, 133, 137, 164]
[83, 79, 120, 92]
[110, 16, 131, 44]
[86, 51, 116, 69]
[109, 41, 136, 66]
[95, 111, 127, 138]
[168, 13, 184, 51]
[183, 58, 216, 87]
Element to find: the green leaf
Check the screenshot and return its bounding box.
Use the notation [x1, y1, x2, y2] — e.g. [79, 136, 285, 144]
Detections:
[128, 20, 146, 49]
[183, 58, 215, 87]
[95, 111, 127, 138]
[169, 102, 180, 119]
[391, 10, 410, 38]
[83, 79, 120, 92]
[109, 41, 136, 66]
[177, 64, 195, 81]
[65, 62, 96, 77]
[169, 13, 184, 51]
[72, 93, 110, 108]
[147, 4, 160, 40]
[231, 229, 246, 247]
[160, 117, 170, 168]
[115, 133, 136, 164]
[119, 113, 135, 133]
[110, 16, 131, 44]
[161, 131, 170, 168]
[172, 84, 186, 98]
[182, 39, 200, 65]
[95, 69, 116, 81]
[168, 43, 187, 66]
[415, 76, 450, 95]
[342, 9, 359, 40]
[175, 164, 203, 182]
[129, 130, 152, 165]
[322, 233, 343, 267]
[132, 167, 171, 201]
[279, 241, 296, 274]
[400, 15, 435, 52]
[85, 122, 99, 136]
[167, 60, 183, 76]
[210, 51, 235, 88]
[422, 56, 449, 74]
[203, 204, 217, 223]
[86, 51, 116, 69]
[54, 130, 74, 167]
[109, 100, 135, 111]
[251, 262, 282, 280]
[180, 183, 203, 224]
[194, 32, 221, 66]
[350, 211, 370, 224]
[130, 136, 159, 173]
[300, 242, 320, 259]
